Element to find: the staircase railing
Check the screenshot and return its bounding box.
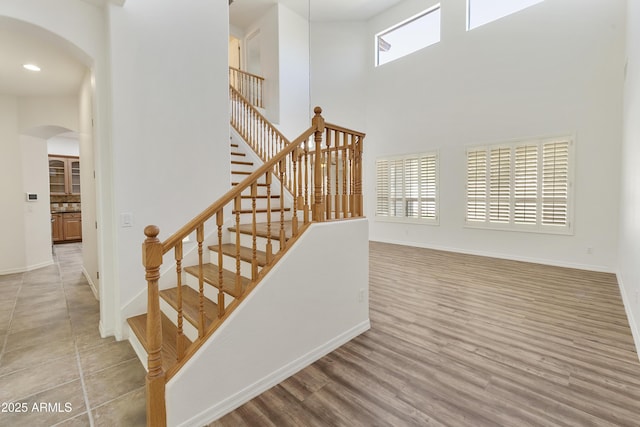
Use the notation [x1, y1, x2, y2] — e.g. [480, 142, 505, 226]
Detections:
[229, 66, 264, 108]
[141, 106, 364, 426]
[230, 85, 288, 169]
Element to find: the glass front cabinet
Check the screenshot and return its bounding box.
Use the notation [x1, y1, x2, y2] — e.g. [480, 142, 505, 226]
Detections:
[48, 156, 80, 195]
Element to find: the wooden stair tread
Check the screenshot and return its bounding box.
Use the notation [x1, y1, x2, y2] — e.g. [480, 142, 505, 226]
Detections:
[160, 286, 218, 329]
[241, 194, 280, 199]
[231, 160, 253, 166]
[230, 143, 239, 148]
[208, 243, 267, 267]
[233, 207, 290, 214]
[232, 182, 269, 187]
[229, 221, 293, 241]
[184, 263, 250, 298]
[231, 151, 246, 156]
[127, 312, 192, 372]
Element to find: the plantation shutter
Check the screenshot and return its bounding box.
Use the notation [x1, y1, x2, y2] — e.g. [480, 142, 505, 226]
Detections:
[389, 159, 404, 217]
[376, 160, 390, 217]
[542, 141, 570, 226]
[489, 147, 511, 223]
[420, 155, 437, 219]
[376, 152, 439, 222]
[514, 145, 538, 224]
[467, 149, 487, 222]
[405, 157, 419, 218]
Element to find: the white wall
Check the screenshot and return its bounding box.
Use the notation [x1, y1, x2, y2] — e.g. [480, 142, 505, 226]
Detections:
[0, 95, 26, 274]
[166, 219, 370, 426]
[312, 0, 625, 272]
[18, 96, 79, 133]
[619, 0, 640, 355]
[310, 21, 367, 130]
[107, 0, 231, 336]
[276, 4, 310, 137]
[246, 6, 280, 124]
[79, 71, 100, 298]
[20, 135, 53, 271]
[47, 135, 79, 156]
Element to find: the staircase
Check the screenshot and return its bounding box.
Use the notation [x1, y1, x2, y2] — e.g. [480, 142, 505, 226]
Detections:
[127, 74, 366, 426]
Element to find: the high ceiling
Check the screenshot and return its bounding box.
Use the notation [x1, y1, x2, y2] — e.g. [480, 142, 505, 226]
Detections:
[231, 0, 404, 29]
[1, 0, 402, 98]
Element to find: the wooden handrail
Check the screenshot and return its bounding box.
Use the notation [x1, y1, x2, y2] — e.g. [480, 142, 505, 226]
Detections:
[229, 66, 264, 82]
[141, 100, 365, 426]
[161, 126, 315, 252]
[230, 86, 289, 160]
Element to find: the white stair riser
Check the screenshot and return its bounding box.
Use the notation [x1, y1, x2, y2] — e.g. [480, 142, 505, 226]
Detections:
[232, 230, 286, 253]
[184, 273, 237, 306]
[208, 251, 255, 279]
[236, 210, 293, 224]
[230, 162, 255, 173]
[233, 185, 281, 197]
[160, 298, 199, 342]
[239, 197, 283, 211]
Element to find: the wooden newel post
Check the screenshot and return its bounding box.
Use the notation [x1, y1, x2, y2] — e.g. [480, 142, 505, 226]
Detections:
[142, 225, 167, 427]
[312, 106, 325, 222]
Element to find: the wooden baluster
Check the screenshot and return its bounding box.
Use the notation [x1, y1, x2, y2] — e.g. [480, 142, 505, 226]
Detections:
[342, 136, 349, 219]
[142, 225, 166, 427]
[196, 224, 205, 338]
[234, 195, 242, 296]
[312, 107, 325, 222]
[334, 130, 341, 219]
[251, 182, 258, 281]
[349, 133, 356, 217]
[216, 211, 225, 318]
[175, 241, 185, 361]
[355, 135, 363, 216]
[325, 128, 332, 220]
[297, 144, 303, 212]
[291, 149, 299, 236]
[265, 172, 273, 263]
[279, 159, 286, 250]
[304, 138, 310, 224]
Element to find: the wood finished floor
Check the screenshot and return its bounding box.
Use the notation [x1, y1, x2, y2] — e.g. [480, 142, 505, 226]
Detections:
[210, 241, 640, 427]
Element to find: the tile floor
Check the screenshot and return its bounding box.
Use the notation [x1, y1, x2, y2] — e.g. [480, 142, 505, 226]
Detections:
[0, 243, 146, 426]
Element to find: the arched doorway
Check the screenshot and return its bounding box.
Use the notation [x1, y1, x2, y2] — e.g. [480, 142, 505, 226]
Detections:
[0, 14, 105, 330]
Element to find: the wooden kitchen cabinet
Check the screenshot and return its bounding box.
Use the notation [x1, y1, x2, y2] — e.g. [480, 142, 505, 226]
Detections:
[51, 213, 64, 243]
[63, 213, 82, 241]
[49, 156, 80, 195]
[52, 212, 82, 243]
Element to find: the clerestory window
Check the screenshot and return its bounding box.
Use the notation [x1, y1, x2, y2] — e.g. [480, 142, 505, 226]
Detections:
[375, 5, 441, 67]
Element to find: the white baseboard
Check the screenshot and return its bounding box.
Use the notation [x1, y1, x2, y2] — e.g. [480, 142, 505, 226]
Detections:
[177, 319, 371, 427]
[616, 273, 640, 363]
[82, 267, 99, 300]
[99, 320, 116, 339]
[0, 259, 54, 275]
[372, 238, 614, 273]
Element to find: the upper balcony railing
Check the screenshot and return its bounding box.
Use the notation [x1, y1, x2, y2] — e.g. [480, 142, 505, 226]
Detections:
[229, 67, 264, 109]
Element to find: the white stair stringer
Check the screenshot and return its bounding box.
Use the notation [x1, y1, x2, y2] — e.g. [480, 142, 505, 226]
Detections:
[166, 218, 370, 427]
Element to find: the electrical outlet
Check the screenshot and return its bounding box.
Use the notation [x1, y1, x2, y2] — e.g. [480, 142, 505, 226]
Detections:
[358, 289, 365, 302]
[586, 247, 593, 254]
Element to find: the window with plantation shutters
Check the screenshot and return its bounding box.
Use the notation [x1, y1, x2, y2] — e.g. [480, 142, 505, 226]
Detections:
[376, 152, 439, 224]
[465, 137, 573, 234]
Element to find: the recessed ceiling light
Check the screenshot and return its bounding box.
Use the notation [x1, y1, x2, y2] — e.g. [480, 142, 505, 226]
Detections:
[23, 64, 41, 72]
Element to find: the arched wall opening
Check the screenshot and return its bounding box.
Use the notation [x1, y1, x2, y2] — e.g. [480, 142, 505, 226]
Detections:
[0, 11, 109, 332]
